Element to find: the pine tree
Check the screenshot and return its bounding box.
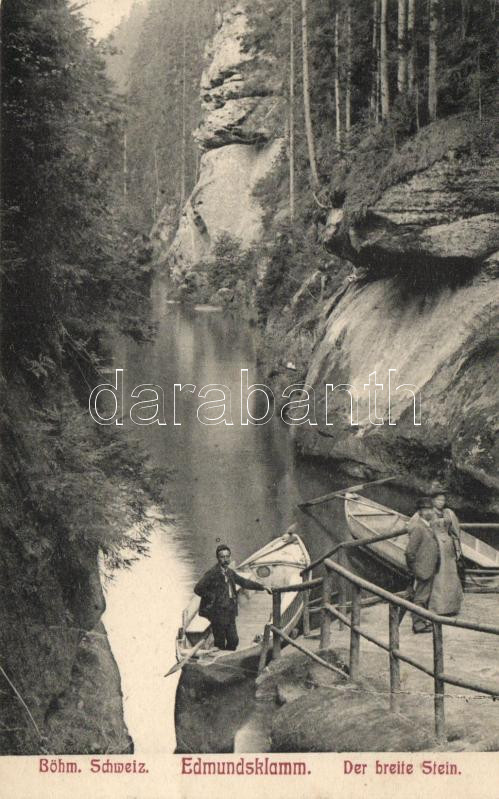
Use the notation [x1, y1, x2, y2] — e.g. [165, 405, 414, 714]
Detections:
[428, 0, 438, 120]
[397, 0, 407, 94]
[380, 0, 390, 118]
[345, 2, 352, 135]
[370, 0, 380, 123]
[334, 8, 342, 143]
[407, 0, 415, 96]
[301, 0, 320, 187]
[289, 0, 296, 221]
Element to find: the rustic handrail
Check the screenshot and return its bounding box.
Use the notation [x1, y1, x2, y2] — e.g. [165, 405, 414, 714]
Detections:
[273, 576, 323, 594]
[461, 523, 499, 529]
[265, 551, 499, 744]
[323, 602, 499, 698]
[300, 528, 409, 576]
[265, 624, 348, 678]
[324, 558, 499, 635]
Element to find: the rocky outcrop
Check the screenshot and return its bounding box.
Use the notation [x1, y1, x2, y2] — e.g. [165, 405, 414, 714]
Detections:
[0, 528, 132, 754]
[196, 4, 283, 149]
[297, 122, 499, 510]
[326, 120, 499, 276]
[0, 390, 132, 755]
[297, 274, 498, 503]
[156, 2, 284, 279]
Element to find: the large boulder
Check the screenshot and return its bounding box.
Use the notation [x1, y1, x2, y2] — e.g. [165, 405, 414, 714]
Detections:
[325, 120, 499, 275]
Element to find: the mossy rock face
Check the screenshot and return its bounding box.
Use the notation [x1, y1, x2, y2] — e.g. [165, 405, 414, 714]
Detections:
[324, 115, 499, 276]
[270, 686, 435, 752]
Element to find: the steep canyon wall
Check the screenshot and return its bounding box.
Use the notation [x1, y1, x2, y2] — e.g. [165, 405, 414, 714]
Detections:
[159, 6, 498, 511]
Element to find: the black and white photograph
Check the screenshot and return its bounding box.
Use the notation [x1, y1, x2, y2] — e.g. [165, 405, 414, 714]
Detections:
[1, 0, 498, 796]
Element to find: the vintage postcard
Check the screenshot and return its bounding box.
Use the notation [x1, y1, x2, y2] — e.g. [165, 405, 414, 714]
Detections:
[1, 0, 498, 797]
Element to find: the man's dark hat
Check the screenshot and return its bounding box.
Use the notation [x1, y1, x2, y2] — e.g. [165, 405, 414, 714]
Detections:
[417, 496, 434, 509]
[429, 480, 447, 496]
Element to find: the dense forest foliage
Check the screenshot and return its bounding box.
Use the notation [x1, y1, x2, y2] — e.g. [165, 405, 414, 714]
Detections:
[236, 0, 498, 323]
[0, 0, 161, 575]
[248, 0, 496, 216]
[248, 0, 496, 197]
[105, 0, 218, 231]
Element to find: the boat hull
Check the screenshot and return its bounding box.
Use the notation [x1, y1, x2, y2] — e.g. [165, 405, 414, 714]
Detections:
[344, 493, 499, 591]
[181, 642, 262, 686]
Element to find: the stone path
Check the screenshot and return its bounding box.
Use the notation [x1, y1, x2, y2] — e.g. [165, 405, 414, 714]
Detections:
[236, 593, 499, 752]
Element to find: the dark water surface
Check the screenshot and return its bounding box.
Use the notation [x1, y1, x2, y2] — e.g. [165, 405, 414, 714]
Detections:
[103, 280, 418, 753]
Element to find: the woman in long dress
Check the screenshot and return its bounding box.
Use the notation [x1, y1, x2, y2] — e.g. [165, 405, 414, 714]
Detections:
[429, 513, 464, 616]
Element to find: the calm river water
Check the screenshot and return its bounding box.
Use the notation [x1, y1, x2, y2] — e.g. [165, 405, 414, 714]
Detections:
[102, 279, 415, 754]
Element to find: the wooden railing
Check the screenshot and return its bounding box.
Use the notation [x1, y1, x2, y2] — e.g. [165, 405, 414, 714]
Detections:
[261, 549, 499, 743]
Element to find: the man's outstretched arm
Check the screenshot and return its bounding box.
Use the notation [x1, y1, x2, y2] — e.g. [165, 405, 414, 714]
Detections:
[233, 571, 271, 592]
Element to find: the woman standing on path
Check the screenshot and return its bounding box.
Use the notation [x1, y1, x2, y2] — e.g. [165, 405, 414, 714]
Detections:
[429, 489, 464, 616]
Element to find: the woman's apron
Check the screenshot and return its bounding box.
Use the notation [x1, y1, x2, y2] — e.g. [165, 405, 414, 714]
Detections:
[429, 519, 464, 615]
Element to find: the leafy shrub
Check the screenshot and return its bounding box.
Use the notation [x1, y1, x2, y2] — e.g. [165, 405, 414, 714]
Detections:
[206, 233, 257, 294]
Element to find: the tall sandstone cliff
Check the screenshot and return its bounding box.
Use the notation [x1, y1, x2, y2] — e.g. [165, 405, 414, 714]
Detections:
[157, 2, 285, 280]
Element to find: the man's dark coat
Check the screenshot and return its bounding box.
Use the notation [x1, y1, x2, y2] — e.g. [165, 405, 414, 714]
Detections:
[194, 564, 264, 621]
[405, 515, 439, 580]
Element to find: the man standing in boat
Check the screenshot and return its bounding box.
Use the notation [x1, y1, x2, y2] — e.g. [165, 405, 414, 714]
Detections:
[405, 497, 440, 633]
[194, 544, 272, 651]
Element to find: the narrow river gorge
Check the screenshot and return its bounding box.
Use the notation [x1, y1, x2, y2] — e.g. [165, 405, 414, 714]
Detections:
[101, 279, 420, 753]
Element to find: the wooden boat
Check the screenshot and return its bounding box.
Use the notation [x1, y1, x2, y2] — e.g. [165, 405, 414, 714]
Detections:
[175, 532, 310, 684]
[344, 492, 499, 591]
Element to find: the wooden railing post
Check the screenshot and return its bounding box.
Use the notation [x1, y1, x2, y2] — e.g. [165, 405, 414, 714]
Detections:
[389, 604, 401, 712]
[338, 549, 348, 630]
[258, 624, 272, 673]
[349, 583, 361, 680]
[320, 570, 333, 649]
[303, 569, 311, 637]
[272, 590, 282, 659]
[433, 622, 446, 742]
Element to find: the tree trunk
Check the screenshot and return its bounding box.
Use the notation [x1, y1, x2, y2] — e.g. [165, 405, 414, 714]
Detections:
[345, 3, 352, 135]
[289, 0, 295, 221]
[477, 47, 482, 121]
[407, 0, 415, 95]
[370, 0, 379, 123]
[428, 0, 438, 121]
[334, 9, 341, 144]
[179, 11, 188, 209]
[123, 130, 128, 203]
[301, 0, 319, 187]
[397, 0, 407, 94]
[380, 0, 390, 118]
[153, 144, 161, 222]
